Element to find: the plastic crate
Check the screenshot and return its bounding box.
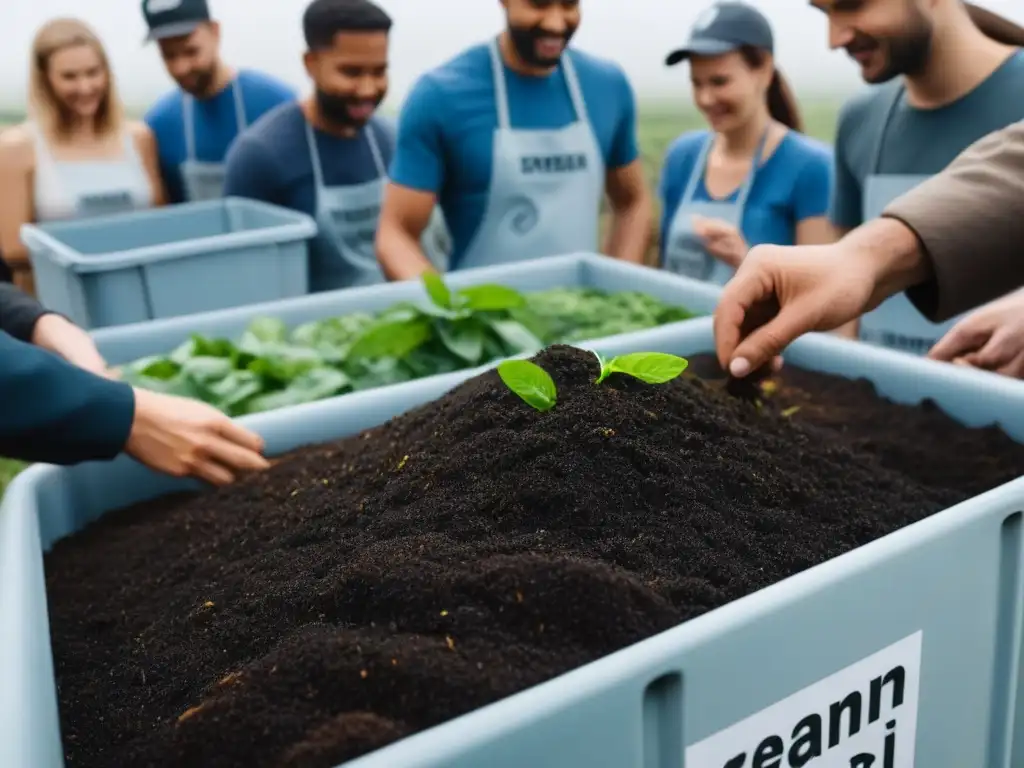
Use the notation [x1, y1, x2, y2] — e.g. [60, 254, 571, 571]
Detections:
[90, 252, 723, 366]
[21, 197, 316, 330]
[7, 318, 1024, 767]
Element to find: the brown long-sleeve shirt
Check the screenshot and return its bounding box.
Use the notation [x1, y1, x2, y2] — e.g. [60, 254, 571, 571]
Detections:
[883, 120, 1024, 321]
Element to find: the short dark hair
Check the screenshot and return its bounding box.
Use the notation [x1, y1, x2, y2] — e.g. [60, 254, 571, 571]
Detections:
[303, 0, 392, 49]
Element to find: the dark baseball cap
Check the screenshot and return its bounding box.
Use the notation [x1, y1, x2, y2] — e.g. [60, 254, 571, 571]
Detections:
[141, 0, 211, 43]
[665, 2, 774, 66]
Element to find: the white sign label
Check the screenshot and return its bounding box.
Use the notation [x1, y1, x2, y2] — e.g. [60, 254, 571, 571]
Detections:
[685, 631, 922, 767]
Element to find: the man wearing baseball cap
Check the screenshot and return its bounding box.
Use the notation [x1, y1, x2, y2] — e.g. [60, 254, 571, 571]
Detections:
[817, 0, 1024, 355]
[141, 0, 296, 203]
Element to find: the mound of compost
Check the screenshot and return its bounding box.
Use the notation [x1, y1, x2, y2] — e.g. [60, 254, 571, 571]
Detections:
[45, 346, 1023, 768]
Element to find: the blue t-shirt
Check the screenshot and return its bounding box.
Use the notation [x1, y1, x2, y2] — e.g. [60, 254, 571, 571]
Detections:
[390, 43, 639, 268]
[658, 130, 833, 262]
[829, 49, 1024, 230]
[222, 101, 395, 216]
[145, 69, 297, 203]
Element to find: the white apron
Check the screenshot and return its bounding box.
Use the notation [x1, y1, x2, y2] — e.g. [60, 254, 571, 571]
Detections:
[456, 39, 605, 270]
[858, 86, 966, 354]
[31, 124, 152, 221]
[662, 129, 768, 285]
[304, 121, 450, 291]
[180, 80, 247, 202]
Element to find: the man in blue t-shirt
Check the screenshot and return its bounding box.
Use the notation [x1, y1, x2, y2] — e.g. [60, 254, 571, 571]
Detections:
[141, 0, 296, 203]
[376, 0, 653, 279]
[223, 0, 449, 292]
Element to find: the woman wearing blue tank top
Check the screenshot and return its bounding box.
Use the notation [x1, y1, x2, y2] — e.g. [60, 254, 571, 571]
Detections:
[0, 19, 166, 296]
[658, 2, 833, 287]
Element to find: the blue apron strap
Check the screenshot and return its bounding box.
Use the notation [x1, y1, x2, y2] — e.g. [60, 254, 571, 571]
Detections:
[232, 79, 248, 132]
[488, 38, 511, 130]
[560, 52, 589, 124]
[304, 119, 326, 189]
[183, 94, 196, 161]
[870, 84, 905, 174]
[680, 133, 714, 206]
[364, 123, 387, 178]
[734, 128, 770, 210]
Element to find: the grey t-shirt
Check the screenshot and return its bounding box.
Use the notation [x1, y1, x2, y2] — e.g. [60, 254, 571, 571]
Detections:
[830, 49, 1024, 229]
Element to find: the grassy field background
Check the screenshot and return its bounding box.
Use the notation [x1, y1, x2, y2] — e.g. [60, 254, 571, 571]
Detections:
[0, 100, 842, 495]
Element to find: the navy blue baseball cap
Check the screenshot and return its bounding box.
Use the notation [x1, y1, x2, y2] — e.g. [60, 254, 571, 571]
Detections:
[665, 2, 774, 66]
[141, 0, 211, 43]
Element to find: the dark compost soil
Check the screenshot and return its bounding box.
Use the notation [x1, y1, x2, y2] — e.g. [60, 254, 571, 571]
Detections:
[45, 346, 1024, 768]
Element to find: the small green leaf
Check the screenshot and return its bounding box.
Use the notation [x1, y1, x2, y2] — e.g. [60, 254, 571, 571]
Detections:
[246, 316, 288, 343]
[437, 319, 486, 364]
[596, 352, 689, 384]
[456, 284, 525, 311]
[485, 318, 543, 355]
[243, 367, 350, 414]
[422, 272, 452, 309]
[348, 316, 433, 360]
[127, 356, 180, 380]
[181, 356, 234, 383]
[496, 360, 556, 411]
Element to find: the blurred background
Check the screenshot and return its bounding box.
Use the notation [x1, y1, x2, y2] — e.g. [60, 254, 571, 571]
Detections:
[2, 0, 1023, 175]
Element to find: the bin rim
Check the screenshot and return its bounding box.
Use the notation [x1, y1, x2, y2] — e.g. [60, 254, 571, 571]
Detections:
[19, 197, 317, 274]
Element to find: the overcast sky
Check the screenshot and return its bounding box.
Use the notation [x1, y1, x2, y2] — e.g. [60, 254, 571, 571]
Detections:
[3, 0, 1023, 111]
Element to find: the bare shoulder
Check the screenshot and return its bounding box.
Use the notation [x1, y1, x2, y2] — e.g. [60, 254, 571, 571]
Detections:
[127, 119, 156, 145]
[0, 123, 36, 169]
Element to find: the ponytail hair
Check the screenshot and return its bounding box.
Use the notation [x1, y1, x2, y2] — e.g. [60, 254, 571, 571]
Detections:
[965, 3, 1024, 47]
[738, 45, 803, 133]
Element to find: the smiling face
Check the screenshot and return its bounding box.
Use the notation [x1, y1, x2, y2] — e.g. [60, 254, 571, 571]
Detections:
[304, 31, 389, 130]
[689, 50, 771, 134]
[156, 23, 221, 97]
[503, 0, 581, 69]
[812, 0, 933, 83]
[46, 42, 109, 121]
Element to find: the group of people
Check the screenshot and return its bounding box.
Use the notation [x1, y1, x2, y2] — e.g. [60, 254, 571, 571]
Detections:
[4, 0, 1024, 485]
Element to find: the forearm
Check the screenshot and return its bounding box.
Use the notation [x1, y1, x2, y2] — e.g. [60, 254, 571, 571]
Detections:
[376, 224, 436, 281]
[603, 192, 652, 264]
[838, 217, 933, 311]
[813, 223, 859, 339]
[0, 332, 134, 464]
[883, 121, 1024, 320]
[0, 283, 48, 341]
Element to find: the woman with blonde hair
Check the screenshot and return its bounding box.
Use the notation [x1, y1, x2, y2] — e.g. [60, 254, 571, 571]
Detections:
[0, 18, 165, 294]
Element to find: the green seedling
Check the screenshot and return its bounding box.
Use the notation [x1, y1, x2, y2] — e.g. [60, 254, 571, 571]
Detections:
[591, 350, 689, 384]
[496, 359, 557, 411]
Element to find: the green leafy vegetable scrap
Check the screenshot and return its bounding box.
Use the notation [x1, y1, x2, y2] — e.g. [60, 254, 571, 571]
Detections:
[119, 272, 695, 418]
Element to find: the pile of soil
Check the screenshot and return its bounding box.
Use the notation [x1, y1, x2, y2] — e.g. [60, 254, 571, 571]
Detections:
[46, 346, 1024, 768]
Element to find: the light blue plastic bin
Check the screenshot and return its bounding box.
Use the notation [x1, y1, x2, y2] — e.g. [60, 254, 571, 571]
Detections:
[20, 197, 316, 330]
[4, 318, 1024, 767]
[90, 252, 723, 367]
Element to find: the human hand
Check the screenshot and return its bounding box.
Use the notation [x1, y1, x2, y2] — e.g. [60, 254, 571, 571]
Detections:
[692, 215, 747, 268]
[125, 388, 270, 485]
[713, 242, 879, 377]
[928, 289, 1024, 377]
[31, 313, 111, 377]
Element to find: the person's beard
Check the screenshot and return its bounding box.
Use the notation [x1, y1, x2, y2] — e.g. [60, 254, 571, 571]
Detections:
[176, 65, 217, 97]
[507, 23, 577, 68]
[315, 90, 384, 131]
[847, 12, 933, 83]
